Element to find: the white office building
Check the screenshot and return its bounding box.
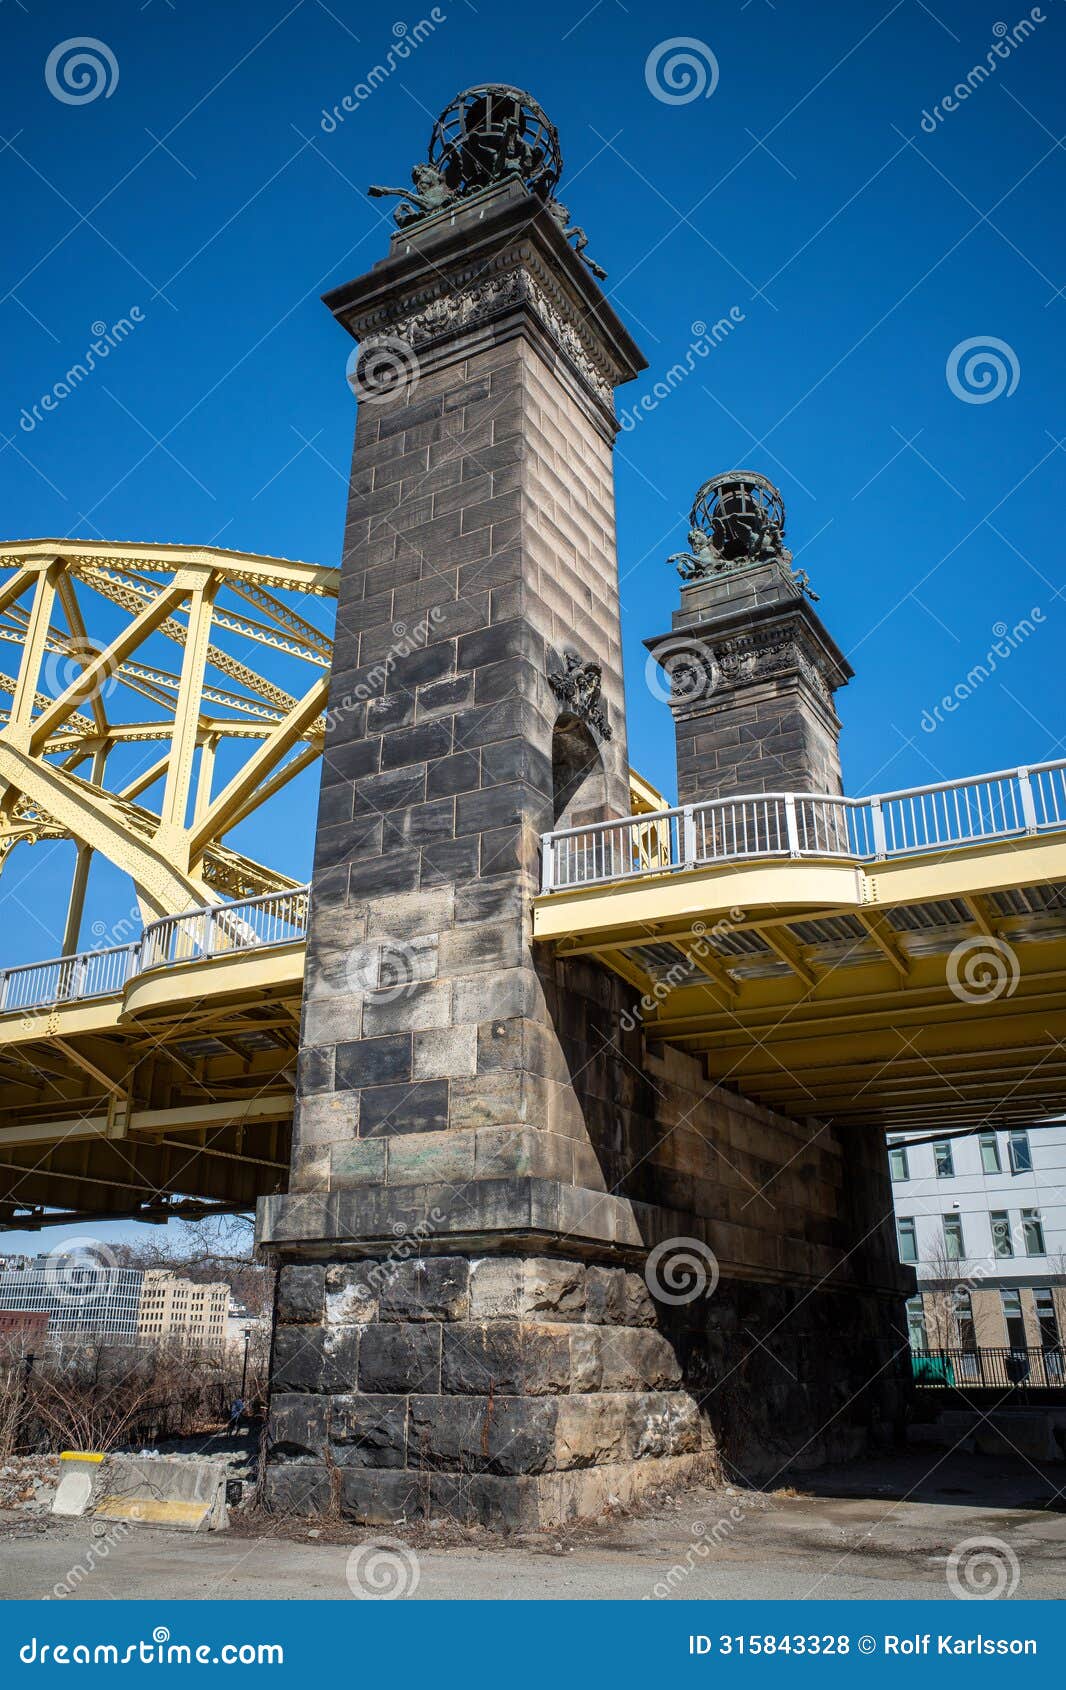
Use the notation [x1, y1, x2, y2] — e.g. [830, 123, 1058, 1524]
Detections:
[888, 1122, 1066, 1371]
[0, 1255, 144, 1339]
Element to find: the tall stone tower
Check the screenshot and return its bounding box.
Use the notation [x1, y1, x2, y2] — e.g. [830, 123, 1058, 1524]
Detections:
[649, 472, 852, 803]
[258, 88, 908, 1529]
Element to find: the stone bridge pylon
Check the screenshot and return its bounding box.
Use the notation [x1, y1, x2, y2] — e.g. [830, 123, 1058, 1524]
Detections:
[257, 84, 908, 1529]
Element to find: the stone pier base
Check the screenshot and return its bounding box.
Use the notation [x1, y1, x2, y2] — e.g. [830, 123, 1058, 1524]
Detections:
[262, 1253, 714, 1532]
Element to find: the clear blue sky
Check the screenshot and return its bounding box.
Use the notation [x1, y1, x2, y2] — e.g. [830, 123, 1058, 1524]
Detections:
[1, 0, 1064, 1247]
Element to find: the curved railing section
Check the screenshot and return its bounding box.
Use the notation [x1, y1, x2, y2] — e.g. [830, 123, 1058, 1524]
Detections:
[540, 759, 1066, 893]
[0, 885, 310, 1017]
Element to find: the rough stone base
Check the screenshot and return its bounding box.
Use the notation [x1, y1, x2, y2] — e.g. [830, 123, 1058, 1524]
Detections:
[263, 1451, 715, 1533]
[263, 1252, 713, 1530]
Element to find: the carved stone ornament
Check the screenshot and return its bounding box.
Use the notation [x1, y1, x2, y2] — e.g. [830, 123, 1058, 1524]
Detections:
[686, 629, 834, 707]
[548, 649, 612, 740]
[356, 260, 616, 408]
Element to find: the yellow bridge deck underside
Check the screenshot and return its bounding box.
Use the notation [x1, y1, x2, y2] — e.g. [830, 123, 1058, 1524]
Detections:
[2, 832, 1065, 1224]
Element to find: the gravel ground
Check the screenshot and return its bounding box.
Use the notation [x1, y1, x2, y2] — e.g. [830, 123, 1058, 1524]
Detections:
[1, 1452, 1063, 1601]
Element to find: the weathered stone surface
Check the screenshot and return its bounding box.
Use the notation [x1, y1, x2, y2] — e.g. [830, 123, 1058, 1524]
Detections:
[623, 1272, 659, 1328]
[267, 1393, 328, 1461]
[321, 1327, 361, 1394]
[263, 1464, 330, 1517]
[271, 1327, 328, 1393]
[337, 1468, 426, 1524]
[525, 1259, 587, 1320]
[358, 1323, 442, 1393]
[426, 1472, 540, 1533]
[553, 1394, 630, 1469]
[598, 1327, 683, 1391]
[440, 1320, 571, 1396]
[585, 1265, 626, 1326]
[324, 1264, 379, 1325]
[468, 1257, 524, 1320]
[378, 1257, 471, 1323]
[568, 1325, 604, 1393]
[409, 1394, 557, 1474]
[329, 1394, 408, 1468]
[626, 1393, 702, 1459]
[276, 1265, 325, 1326]
[467, 1256, 587, 1321]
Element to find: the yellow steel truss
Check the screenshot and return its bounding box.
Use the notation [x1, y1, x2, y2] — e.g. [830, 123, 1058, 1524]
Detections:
[0, 541, 337, 929]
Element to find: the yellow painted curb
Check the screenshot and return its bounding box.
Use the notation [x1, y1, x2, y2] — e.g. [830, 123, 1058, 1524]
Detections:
[94, 1498, 210, 1526]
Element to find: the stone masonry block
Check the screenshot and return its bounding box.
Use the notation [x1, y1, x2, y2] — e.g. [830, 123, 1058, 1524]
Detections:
[329, 1394, 409, 1468]
[378, 1257, 471, 1322]
[386, 1130, 476, 1187]
[263, 1465, 330, 1518]
[597, 1327, 683, 1392]
[440, 1320, 572, 1395]
[267, 1393, 328, 1462]
[626, 1393, 702, 1460]
[337, 1468, 426, 1525]
[330, 1138, 388, 1188]
[325, 1265, 379, 1325]
[358, 1322, 442, 1393]
[553, 1394, 630, 1469]
[409, 1394, 557, 1475]
[276, 1265, 325, 1325]
[412, 1024, 478, 1079]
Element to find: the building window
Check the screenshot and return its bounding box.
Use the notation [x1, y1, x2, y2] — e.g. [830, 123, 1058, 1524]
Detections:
[888, 1139, 909, 1181]
[906, 1295, 927, 1352]
[933, 1140, 955, 1178]
[1001, 1288, 1027, 1351]
[1008, 1129, 1033, 1174]
[898, 1217, 918, 1264]
[979, 1133, 1001, 1174]
[1034, 1289, 1060, 1348]
[953, 1289, 977, 1350]
[943, 1214, 965, 1260]
[990, 1211, 1013, 1257]
[1021, 1209, 1045, 1256]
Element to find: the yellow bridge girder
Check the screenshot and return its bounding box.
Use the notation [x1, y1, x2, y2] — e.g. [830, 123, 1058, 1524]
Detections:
[533, 831, 1066, 1132]
[0, 540, 337, 927]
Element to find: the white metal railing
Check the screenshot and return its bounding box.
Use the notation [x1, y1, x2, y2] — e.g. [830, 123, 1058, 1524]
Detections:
[540, 759, 1066, 893]
[0, 885, 310, 1017]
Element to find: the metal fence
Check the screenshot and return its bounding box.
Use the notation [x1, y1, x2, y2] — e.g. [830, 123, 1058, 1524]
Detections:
[912, 1346, 1066, 1391]
[541, 758, 1066, 892]
[0, 885, 310, 1017]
